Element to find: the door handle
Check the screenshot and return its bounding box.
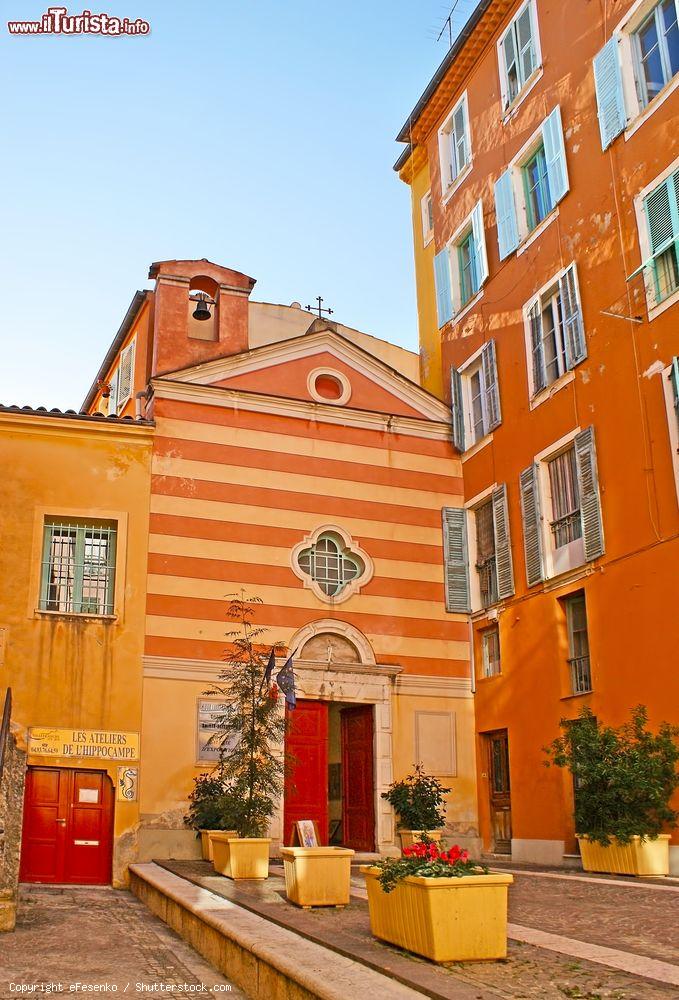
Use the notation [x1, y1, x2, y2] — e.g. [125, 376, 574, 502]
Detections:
[56, 818, 66, 825]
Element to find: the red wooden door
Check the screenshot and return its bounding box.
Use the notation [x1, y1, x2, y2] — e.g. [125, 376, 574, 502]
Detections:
[284, 700, 328, 846]
[20, 767, 114, 884]
[341, 705, 375, 851]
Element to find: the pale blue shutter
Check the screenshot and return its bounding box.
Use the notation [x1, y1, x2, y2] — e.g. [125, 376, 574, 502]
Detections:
[645, 173, 679, 258]
[481, 340, 501, 431]
[542, 106, 569, 206]
[593, 37, 626, 150]
[560, 264, 587, 368]
[434, 249, 453, 328]
[442, 507, 470, 613]
[108, 368, 119, 415]
[492, 484, 514, 600]
[519, 463, 544, 586]
[574, 427, 605, 561]
[494, 169, 520, 260]
[471, 199, 489, 285]
[669, 358, 679, 433]
[450, 367, 465, 452]
[528, 300, 546, 393]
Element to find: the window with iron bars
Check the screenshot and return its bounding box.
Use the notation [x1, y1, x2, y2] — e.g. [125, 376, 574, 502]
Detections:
[548, 446, 582, 549]
[296, 532, 363, 598]
[39, 520, 117, 615]
[475, 500, 498, 608]
[564, 591, 592, 695]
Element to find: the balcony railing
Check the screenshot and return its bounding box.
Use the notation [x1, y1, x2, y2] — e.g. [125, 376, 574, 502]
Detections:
[550, 510, 582, 549]
[569, 655, 592, 695]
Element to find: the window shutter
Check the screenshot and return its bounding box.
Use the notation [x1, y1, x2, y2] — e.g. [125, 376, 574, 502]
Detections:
[645, 172, 679, 259]
[593, 37, 626, 150]
[559, 264, 587, 368]
[108, 368, 120, 415]
[434, 249, 454, 327]
[481, 340, 502, 431]
[670, 357, 679, 432]
[519, 463, 544, 586]
[542, 106, 569, 206]
[442, 507, 470, 613]
[492, 484, 514, 600]
[494, 169, 520, 259]
[528, 300, 546, 393]
[471, 199, 489, 285]
[574, 426, 605, 561]
[450, 367, 465, 452]
[118, 338, 136, 406]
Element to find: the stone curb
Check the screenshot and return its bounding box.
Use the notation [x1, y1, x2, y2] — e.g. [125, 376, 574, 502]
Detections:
[129, 862, 425, 1000]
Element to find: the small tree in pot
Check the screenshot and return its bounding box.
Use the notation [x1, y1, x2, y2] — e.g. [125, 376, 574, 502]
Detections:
[382, 764, 450, 851]
[185, 768, 241, 860]
[544, 705, 679, 875]
[203, 594, 289, 878]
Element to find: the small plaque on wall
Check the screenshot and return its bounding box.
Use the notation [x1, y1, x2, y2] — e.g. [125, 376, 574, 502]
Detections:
[117, 766, 139, 801]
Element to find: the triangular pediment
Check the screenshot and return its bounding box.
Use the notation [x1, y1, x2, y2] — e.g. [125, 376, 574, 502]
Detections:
[154, 328, 451, 423]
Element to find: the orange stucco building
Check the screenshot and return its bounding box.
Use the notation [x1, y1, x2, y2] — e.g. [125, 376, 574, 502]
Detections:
[80, 258, 479, 861]
[396, 0, 679, 870]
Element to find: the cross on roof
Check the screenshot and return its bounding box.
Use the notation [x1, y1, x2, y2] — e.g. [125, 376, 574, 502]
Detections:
[306, 296, 333, 320]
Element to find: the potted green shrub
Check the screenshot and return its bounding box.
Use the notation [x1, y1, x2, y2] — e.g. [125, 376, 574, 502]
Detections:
[361, 842, 512, 961]
[185, 769, 238, 862]
[544, 705, 679, 876]
[382, 765, 450, 851]
[205, 595, 287, 879]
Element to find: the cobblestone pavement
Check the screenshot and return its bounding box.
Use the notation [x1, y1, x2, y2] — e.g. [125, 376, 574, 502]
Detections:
[163, 860, 679, 1000]
[0, 886, 245, 1000]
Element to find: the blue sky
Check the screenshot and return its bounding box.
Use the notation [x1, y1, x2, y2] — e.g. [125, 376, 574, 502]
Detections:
[0, 1, 475, 408]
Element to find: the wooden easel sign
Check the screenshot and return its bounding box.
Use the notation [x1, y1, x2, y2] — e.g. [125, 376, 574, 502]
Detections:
[290, 820, 319, 847]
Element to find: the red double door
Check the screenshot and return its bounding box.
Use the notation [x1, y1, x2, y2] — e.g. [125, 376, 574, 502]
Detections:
[20, 767, 114, 885]
[284, 701, 375, 850]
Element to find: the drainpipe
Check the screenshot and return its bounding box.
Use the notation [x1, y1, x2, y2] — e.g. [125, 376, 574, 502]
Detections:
[469, 618, 476, 694]
[135, 390, 148, 420]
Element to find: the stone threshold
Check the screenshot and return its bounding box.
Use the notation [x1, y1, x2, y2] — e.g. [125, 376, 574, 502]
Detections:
[129, 862, 490, 1000]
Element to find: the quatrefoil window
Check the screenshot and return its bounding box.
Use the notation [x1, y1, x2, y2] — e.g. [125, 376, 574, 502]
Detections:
[292, 527, 371, 603]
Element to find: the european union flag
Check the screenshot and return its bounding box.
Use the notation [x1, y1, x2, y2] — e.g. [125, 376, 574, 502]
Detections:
[258, 647, 276, 697]
[276, 656, 296, 710]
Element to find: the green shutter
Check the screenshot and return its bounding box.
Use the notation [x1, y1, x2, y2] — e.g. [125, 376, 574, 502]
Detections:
[542, 106, 569, 205]
[442, 507, 470, 613]
[593, 37, 626, 150]
[645, 172, 679, 258]
[494, 169, 520, 259]
[450, 367, 465, 452]
[528, 300, 546, 393]
[481, 340, 501, 430]
[492, 484, 514, 600]
[574, 427, 605, 561]
[434, 249, 454, 327]
[520, 463, 544, 586]
[560, 264, 587, 368]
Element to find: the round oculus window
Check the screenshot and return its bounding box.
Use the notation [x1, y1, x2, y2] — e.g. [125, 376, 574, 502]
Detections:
[307, 368, 351, 405]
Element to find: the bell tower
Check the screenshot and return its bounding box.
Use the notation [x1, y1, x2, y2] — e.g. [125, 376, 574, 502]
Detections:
[149, 259, 256, 378]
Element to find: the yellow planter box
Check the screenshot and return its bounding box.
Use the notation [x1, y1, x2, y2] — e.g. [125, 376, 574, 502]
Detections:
[281, 847, 355, 907]
[398, 829, 443, 852]
[211, 834, 271, 880]
[200, 829, 237, 862]
[361, 866, 513, 962]
[577, 834, 670, 877]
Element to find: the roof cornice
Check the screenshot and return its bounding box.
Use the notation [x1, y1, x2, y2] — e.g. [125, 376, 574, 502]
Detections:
[151, 379, 454, 442]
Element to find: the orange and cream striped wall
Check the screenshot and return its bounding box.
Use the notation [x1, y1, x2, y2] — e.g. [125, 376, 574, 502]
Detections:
[137, 353, 478, 857]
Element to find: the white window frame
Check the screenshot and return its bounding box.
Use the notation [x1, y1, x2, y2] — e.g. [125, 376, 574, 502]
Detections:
[445, 201, 487, 319]
[497, 0, 542, 113]
[534, 429, 586, 579]
[421, 189, 434, 246]
[612, 0, 679, 138]
[523, 263, 584, 404]
[458, 344, 492, 448]
[504, 119, 558, 249]
[633, 155, 679, 320]
[661, 358, 679, 502]
[438, 92, 472, 198]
